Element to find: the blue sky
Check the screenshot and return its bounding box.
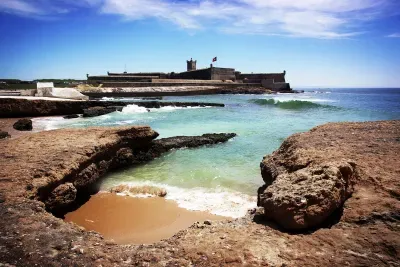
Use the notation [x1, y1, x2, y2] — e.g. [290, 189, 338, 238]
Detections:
[0, 0, 399, 87]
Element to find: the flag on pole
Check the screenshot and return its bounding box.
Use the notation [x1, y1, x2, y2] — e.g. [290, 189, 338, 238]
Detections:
[212, 57, 217, 62]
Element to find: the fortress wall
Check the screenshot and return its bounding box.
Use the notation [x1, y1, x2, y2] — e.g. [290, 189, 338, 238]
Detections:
[108, 72, 167, 78]
[172, 68, 212, 80]
[88, 76, 153, 83]
[237, 73, 286, 83]
[211, 68, 236, 81]
[99, 82, 259, 88]
[152, 79, 225, 84]
[273, 82, 291, 91]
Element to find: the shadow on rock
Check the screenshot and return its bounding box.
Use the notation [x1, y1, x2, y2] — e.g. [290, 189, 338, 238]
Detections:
[252, 205, 345, 235]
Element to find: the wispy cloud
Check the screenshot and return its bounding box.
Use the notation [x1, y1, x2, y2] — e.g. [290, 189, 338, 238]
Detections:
[0, 0, 100, 17]
[99, 0, 392, 39]
[0, 0, 43, 15]
[0, 0, 397, 39]
[386, 33, 400, 38]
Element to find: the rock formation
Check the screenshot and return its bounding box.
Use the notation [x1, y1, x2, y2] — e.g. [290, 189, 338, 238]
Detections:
[0, 98, 224, 118]
[257, 121, 399, 232]
[0, 126, 235, 216]
[0, 121, 399, 266]
[12, 118, 32, 131]
[258, 159, 357, 230]
[0, 130, 10, 139]
[82, 106, 120, 117]
[63, 114, 80, 119]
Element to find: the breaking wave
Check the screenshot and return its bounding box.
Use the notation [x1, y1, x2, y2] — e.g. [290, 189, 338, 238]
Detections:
[249, 99, 336, 110]
[102, 181, 256, 218]
[121, 104, 210, 114]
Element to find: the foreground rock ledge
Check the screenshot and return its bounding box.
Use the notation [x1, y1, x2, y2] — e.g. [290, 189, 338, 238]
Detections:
[258, 121, 400, 232]
[0, 126, 236, 216]
[1, 121, 400, 266]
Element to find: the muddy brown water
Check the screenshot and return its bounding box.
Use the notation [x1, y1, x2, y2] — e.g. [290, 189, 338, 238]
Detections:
[65, 192, 226, 244]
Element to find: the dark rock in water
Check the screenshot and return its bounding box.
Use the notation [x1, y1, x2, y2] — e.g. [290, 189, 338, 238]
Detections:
[63, 114, 80, 119]
[13, 119, 32, 131]
[0, 130, 10, 139]
[82, 106, 118, 117]
[152, 133, 237, 155]
[109, 106, 124, 112]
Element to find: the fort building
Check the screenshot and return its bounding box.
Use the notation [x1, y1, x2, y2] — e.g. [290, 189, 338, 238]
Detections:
[87, 59, 291, 91]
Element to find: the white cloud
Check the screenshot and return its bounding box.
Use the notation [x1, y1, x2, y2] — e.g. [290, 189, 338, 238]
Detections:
[0, 0, 43, 15]
[99, 0, 390, 38]
[0, 0, 101, 17]
[386, 33, 400, 38]
[0, 0, 396, 39]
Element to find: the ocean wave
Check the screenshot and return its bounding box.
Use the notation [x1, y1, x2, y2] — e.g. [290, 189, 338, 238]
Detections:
[32, 117, 66, 131]
[121, 104, 210, 114]
[249, 98, 336, 110]
[121, 105, 150, 113]
[311, 91, 332, 94]
[102, 181, 256, 218]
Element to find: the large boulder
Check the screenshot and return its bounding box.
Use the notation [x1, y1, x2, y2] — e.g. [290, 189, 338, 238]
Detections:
[258, 160, 356, 230]
[13, 119, 33, 131]
[0, 130, 10, 139]
[257, 128, 360, 231]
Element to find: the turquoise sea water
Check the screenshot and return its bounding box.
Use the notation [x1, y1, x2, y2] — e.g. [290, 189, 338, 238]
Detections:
[35, 88, 400, 217]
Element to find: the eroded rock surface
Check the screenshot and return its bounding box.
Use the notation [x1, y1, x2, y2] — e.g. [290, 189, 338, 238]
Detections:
[258, 121, 399, 232]
[0, 121, 399, 266]
[259, 160, 357, 230]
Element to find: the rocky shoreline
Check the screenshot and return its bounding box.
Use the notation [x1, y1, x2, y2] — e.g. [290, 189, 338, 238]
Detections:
[0, 98, 224, 118]
[0, 121, 399, 266]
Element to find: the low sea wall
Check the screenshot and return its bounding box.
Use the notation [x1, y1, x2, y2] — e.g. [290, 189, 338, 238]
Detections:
[99, 82, 256, 88]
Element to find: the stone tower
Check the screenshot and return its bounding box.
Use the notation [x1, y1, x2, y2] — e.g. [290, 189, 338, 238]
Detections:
[187, 58, 197, 71]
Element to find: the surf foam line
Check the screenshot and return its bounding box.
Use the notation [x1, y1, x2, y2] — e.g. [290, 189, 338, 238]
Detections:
[121, 104, 211, 114]
[103, 181, 257, 218]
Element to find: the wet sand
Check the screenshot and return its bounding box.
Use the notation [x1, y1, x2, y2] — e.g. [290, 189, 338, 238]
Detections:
[65, 193, 227, 245]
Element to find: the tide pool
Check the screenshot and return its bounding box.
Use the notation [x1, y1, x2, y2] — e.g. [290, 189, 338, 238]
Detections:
[34, 88, 400, 217]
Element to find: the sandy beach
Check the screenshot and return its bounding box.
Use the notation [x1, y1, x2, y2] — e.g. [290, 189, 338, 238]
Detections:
[65, 193, 226, 244]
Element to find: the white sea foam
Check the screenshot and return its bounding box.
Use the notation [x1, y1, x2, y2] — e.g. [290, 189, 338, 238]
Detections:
[104, 181, 257, 218]
[121, 104, 210, 114]
[32, 117, 66, 131]
[101, 97, 115, 101]
[269, 95, 335, 103]
[121, 105, 150, 113]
